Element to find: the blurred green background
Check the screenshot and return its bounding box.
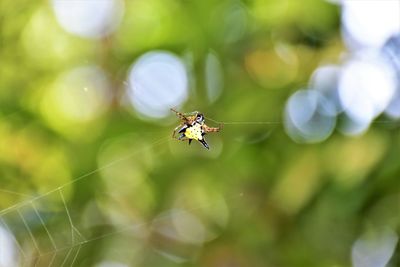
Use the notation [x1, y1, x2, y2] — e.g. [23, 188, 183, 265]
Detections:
[1, 0, 400, 266]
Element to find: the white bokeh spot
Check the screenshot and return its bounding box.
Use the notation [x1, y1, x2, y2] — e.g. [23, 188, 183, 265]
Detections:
[53, 66, 111, 122]
[0, 226, 17, 267]
[341, 0, 400, 49]
[352, 228, 398, 267]
[285, 90, 336, 143]
[338, 56, 396, 127]
[52, 0, 124, 38]
[127, 51, 188, 118]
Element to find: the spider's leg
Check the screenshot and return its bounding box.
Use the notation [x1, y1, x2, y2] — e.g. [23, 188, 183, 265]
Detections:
[178, 125, 188, 133]
[198, 139, 209, 150]
[188, 139, 192, 145]
[171, 108, 189, 123]
[173, 124, 188, 139]
[172, 124, 182, 139]
[178, 134, 185, 140]
[185, 111, 200, 116]
[201, 129, 206, 137]
[203, 124, 222, 133]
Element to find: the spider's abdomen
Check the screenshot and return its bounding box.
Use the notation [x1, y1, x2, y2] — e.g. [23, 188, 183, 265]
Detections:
[184, 123, 203, 140]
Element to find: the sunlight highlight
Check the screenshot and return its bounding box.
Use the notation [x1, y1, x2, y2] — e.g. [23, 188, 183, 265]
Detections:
[352, 228, 398, 267]
[151, 209, 205, 263]
[205, 52, 224, 103]
[310, 65, 342, 116]
[41, 65, 111, 138]
[382, 35, 400, 119]
[127, 51, 188, 118]
[341, 0, 400, 49]
[285, 90, 336, 143]
[52, 0, 124, 39]
[338, 56, 396, 134]
[0, 225, 18, 267]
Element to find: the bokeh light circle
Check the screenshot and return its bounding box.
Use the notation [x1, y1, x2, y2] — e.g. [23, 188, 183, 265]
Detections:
[127, 51, 188, 118]
[0, 226, 17, 267]
[51, 66, 111, 123]
[40, 65, 112, 139]
[352, 228, 398, 267]
[151, 209, 206, 263]
[205, 52, 224, 103]
[52, 0, 124, 39]
[382, 35, 400, 119]
[285, 90, 336, 143]
[385, 90, 400, 119]
[341, 0, 400, 49]
[338, 56, 396, 126]
[310, 65, 342, 116]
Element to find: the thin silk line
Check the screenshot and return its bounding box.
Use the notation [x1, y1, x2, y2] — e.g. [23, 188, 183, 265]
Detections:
[0, 136, 170, 216]
[47, 252, 57, 267]
[59, 248, 73, 267]
[70, 245, 82, 267]
[59, 190, 75, 244]
[0, 189, 32, 197]
[59, 189, 87, 244]
[31, 202, 57, 250]
[220, 121, 281, 125]
[17, 209, 41, 255]
[19, 191, 246, 262]
[0, 218, 27, 259]
[13, 192, 244, 264]
[205, 116, 281, 125]
[205, 117, 400, 126]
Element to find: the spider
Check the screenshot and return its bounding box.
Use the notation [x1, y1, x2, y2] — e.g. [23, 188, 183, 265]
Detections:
[171, 108, 222, 150]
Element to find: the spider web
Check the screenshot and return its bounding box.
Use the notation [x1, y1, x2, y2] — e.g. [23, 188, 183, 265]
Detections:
[0, 113, 268, 266]
[0, 136, 170, 267]
[0, 188, 86, 267]
[0, 121, 252, 266]
[0, 117, 398, 266]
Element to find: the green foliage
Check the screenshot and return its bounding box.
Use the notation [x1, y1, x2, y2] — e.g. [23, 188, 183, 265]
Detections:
[0, 0, 399, 266]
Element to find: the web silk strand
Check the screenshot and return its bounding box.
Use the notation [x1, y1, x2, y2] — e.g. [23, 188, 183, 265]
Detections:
[0, 136, 170, 217]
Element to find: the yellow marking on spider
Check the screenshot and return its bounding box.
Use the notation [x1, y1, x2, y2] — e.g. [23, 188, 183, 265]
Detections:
[184, 123, 203, 140]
